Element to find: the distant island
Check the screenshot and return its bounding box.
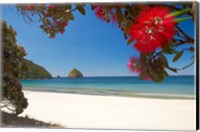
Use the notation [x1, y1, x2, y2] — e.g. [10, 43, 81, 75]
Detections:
[68, 68, 83, 78]
[20, 59, 52, 79]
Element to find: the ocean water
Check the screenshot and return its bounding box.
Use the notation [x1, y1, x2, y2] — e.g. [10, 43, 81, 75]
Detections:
[20, 76, 196, 99]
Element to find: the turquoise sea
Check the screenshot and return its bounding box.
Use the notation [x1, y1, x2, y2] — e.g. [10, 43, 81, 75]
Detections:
[20, 76, 196, 99]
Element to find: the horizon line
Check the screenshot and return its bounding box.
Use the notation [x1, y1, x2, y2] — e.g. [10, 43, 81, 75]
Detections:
[52, 75, 195, 78]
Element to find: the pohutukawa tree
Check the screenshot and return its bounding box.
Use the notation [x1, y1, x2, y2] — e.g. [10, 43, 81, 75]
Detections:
[16, 3, 195, 82]
[1, 20, 28, 115]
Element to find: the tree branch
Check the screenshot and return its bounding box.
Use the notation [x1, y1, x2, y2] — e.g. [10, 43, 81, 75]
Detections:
[125, 5, 135, 21]
[177, 60, 194, 71]
[17, 8, 35, 24]
[173, 40, 193, 48]
[36, 11, 45, 24]
[69, 7, 78, 13]
[176, 26, 194, 44]
[164, 4, 182, 11]
[1, 101, 15, 112]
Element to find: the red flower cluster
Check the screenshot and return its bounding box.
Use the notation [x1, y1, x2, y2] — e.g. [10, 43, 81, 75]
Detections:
[94, 6, 110, 23]
[61, 21, 67, 27]
[26, 5, 33, 10]
[128, 57, 141, 73]
[143, 75, 150, 80]
[55, 21, 68, 34]
[95, 6, 104, 18]
[129, 6, 176, 54]
[55, 21, 67, 27]
[49, 4, 55, 10]
[128, 57, 151, 80]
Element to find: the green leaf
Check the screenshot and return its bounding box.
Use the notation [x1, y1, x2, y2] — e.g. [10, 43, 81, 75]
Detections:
[124, 21, 131, 35]
[149, 70, 163, 82]
[53, 12, 63, 20]
[139, 70, 147, 80]
[163, 47, 177, 54]
[173, 51, 183, 62]
[69, 12, 74, 20]
[62, 14, 69, 21]
[127, 39, 133, 45]
[76, 5, 85, 15]
[116, 8, 123, 25]
[174, 17, 192, 23]
[159, 54, 168, 67]
[163, 69, 169, 77]
[140, 53, 146, 64]
[167, 8, 191, 17]
[65, 4, 72, 10]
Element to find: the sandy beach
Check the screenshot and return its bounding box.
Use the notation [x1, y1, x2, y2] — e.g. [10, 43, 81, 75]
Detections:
[18, 90, 196, 130]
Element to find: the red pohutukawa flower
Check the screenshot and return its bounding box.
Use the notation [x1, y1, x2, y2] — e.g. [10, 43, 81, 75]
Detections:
[95, 6, 104, 19]
[49, 4, 55, 10]
[60, 29, 65, 34]
[26, 5, 33, 10]
[94, 6, 110, 23]
[61, 22, 67, 27]
[111, 13, 117, 24]
[128, 57, 141, 73]
[129, 6, 176, 54]
[128, 57, 151, 80]
[55, 21, 67, 27]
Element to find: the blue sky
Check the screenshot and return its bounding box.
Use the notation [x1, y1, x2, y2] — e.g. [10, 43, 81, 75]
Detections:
[1, 4, 195, 77]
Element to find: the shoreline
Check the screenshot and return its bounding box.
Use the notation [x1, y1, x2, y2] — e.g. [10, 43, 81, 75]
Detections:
[17, 90, 196, 130]
[23, 88, 196, 100]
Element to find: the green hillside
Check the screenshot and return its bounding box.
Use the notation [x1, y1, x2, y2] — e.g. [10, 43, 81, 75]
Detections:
[20, 59, 52, 79]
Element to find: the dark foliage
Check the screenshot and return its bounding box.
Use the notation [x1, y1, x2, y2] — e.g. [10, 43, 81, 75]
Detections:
[1, 111, 62, 128]
[2, 20, 28, 115]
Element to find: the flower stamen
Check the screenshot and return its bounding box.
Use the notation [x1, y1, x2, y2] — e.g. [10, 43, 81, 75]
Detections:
[129, 6, 176, 53]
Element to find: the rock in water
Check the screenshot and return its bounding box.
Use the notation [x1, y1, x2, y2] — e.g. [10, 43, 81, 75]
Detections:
[68, 68, 83, 78]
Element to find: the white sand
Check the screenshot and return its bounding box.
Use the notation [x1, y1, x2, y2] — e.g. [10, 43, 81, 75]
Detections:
[19, 91, 196, 130]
